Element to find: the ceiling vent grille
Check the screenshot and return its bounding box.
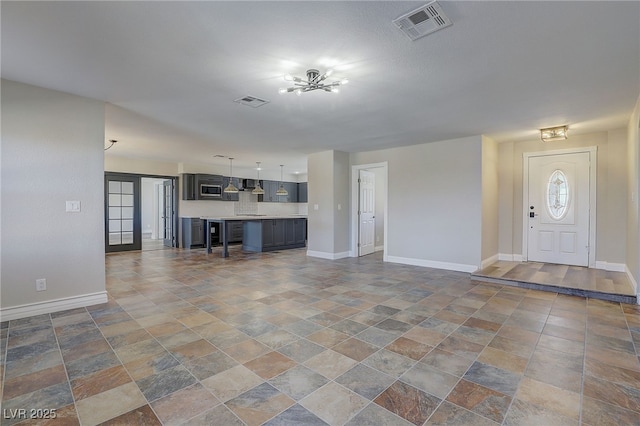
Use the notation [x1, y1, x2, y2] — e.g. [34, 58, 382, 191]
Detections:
[234, 96, 270, 108]
[393, 1, 452, 41]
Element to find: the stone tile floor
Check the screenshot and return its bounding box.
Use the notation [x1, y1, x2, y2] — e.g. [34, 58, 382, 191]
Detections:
[1, 248, 640, 425]
[474, 261, 635, 298]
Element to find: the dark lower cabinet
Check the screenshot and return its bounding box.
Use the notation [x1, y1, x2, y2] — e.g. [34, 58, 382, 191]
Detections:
[181, 217, 205, 248]
[243, 218, 306, 252]
[229, 222, 243, 243]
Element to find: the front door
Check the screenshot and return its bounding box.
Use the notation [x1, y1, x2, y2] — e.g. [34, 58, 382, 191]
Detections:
[527, 152, 591, 266]
[105, 174, 141, 253]
[358, 169, 375, 256]
[163, 179, 175, 247]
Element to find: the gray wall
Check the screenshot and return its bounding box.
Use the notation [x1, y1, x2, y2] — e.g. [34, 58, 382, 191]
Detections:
[1, 80, 106, 311]
[307, 150, 335, 255]
[481, 137, 499, 265]
[373, 167, 386, 249]
[627, 95, 640, 290]
[351, 136, 483, 271]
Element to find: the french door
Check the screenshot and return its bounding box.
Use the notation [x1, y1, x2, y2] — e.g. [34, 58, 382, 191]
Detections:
[105, 173, 141, 252]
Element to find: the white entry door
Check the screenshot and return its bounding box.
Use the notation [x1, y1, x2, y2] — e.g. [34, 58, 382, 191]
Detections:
[527, 152, 591, 266]
[358, 170, 375, 256]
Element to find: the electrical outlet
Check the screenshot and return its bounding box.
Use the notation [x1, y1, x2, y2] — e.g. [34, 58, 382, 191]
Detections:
[36, 278, 47, 292]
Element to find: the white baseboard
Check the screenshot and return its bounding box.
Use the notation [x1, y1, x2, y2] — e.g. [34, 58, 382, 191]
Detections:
[385, 255, 477, 273]
[498, 253, 524, 262]
[481, 254, 499, 269]
[625, 265, 639, 301]
[306, 250, 350, 260]
[375, 245, 384, 252]
[595, 261, 626, 272]
[0, 291, 108, 322]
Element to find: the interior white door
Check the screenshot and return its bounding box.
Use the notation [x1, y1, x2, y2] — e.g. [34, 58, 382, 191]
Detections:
[358, 169, 375, 256]
[527, 152, 590, 266]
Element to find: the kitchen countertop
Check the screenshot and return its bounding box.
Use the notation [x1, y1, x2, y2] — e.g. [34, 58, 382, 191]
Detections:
[201, 215, 307, 220]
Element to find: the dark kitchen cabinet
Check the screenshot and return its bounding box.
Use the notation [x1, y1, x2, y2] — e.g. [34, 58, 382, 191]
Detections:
[181, 217, 205, 248]
[244, 218, 306, 252]
[297, 182, 308, 203]
[182, 174, 197, 200]
[258, 180, 302, 203]
[293, 218, 306, 244]
[229, 222, 243, 243]
[262, 219, 285, 248]
[221, 177, 240, 201]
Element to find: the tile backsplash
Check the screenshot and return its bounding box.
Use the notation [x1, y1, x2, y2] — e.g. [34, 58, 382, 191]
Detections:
[234, 191, 259, 215]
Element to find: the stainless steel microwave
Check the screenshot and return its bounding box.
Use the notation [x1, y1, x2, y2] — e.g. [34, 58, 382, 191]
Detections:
[200, 183, 222, 197]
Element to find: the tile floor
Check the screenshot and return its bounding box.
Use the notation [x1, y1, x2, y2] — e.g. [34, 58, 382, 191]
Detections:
[1, 248, 640, 425]
[474, 261, 636, 304]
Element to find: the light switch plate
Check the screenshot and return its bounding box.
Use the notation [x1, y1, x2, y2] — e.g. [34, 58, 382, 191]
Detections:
[66, 201, 81, 212]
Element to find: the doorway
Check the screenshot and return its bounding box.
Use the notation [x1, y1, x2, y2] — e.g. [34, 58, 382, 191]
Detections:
[351, 162, 388, 258]
[358, 169, 376, 256]
[105, 173, 177, 253]
[522, 147, 597, 267]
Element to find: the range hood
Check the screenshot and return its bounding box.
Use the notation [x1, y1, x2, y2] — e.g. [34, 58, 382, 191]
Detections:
[242, 179, 261, 189]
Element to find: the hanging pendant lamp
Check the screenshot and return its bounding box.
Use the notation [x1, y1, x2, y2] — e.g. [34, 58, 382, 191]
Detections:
[276, 165, 288, 196]
[252, 162, 265, 195]
[224, 157, 239, 193]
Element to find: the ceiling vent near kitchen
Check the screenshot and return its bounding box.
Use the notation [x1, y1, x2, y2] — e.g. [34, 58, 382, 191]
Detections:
[393, 1, 452, 41]
[234, 96, 270, 108]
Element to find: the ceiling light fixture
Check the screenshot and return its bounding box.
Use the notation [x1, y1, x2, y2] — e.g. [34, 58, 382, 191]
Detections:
[540, 125, 568, 142]
[252, 162, 265, 195]
[104, 139, 118, 151]
[224, 157, 239, 193]
[276, 165, 288, 196]
[279, 69, 348, 96]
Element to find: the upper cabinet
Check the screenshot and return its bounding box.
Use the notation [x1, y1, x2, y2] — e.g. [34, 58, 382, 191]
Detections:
[221, 177, 240, 201]
[298, 182, 308, 203]
[182, 174, 307, 203]
[257, 180, 305, 203]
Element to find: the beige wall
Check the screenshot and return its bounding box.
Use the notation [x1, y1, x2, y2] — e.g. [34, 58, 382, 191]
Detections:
[481, 136, 499, 265]
[373, 167, 386, 249]
[627, 94, 640, 289]
[307, 150, 336, 255]
[334, 151, 351, 255]
[499, 130, 628, 265]
[351, 136, 483, 271]
[1, 80, 106, 315]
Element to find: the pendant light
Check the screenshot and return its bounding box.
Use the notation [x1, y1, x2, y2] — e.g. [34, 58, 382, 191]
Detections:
[276, 164, 288, 196]
[252, 162, 265, 195]
[224, 157, 239, 193]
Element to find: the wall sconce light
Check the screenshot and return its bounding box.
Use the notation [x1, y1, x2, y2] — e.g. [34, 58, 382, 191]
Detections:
[540, 125, 568, 142]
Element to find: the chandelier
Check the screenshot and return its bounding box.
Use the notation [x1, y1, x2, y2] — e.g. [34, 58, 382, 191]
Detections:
[279, 69, 348, 96]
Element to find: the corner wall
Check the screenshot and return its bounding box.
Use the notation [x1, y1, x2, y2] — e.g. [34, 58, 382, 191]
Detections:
[351, 136, 483, 272]
[481, 136, 499, 267]
[627, 94, 640, 291]
[1, 80, 107, 320]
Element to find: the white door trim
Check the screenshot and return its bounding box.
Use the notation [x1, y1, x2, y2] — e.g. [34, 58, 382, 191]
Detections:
[351, 162, 388, 259]
[522, 146, 597, 267]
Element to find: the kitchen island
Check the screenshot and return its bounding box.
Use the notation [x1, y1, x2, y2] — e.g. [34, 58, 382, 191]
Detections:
[202, 216, 307, 257]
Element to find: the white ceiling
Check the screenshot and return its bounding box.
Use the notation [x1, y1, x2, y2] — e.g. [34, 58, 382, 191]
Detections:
[2, 1, 639, 175]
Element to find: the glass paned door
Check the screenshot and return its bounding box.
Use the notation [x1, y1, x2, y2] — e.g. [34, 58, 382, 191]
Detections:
[105, 174, 141, 252]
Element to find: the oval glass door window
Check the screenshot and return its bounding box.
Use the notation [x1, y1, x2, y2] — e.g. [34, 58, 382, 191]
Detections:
[546, 169, 570, 220]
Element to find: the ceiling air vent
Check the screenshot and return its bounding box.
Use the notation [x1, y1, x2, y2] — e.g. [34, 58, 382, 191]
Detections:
[234, 96, 270, 108]
[393, 1, 452, 41]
